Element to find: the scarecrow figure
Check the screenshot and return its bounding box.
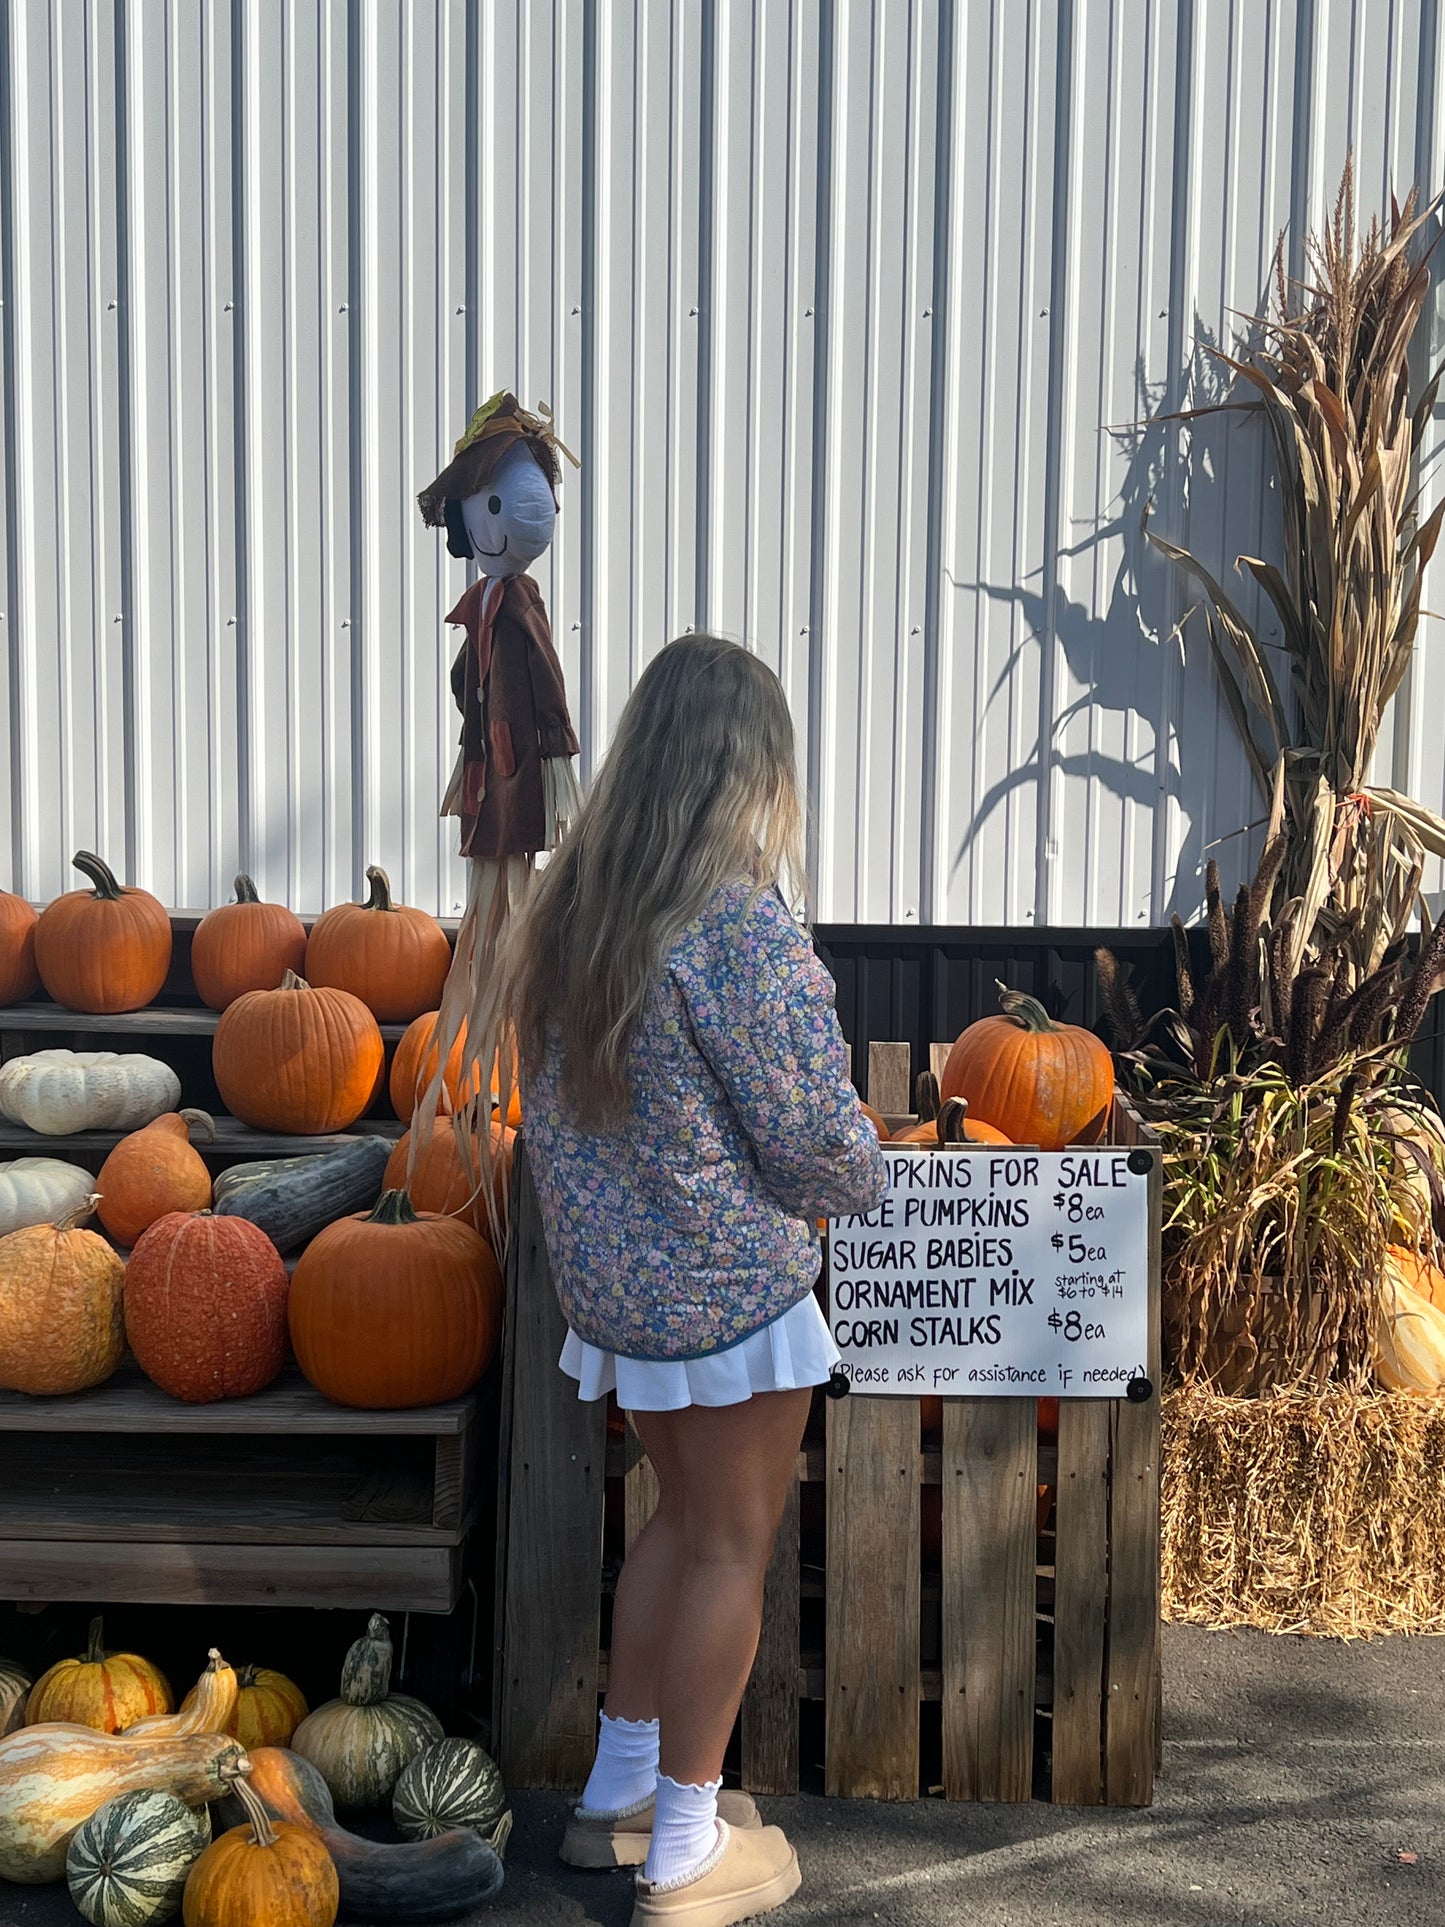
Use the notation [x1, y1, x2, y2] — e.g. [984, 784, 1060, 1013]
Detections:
[417, 392, 581, 1199]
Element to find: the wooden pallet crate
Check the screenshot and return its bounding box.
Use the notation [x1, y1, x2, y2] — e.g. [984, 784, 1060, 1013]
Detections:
[493, 1044, 1161, 1805]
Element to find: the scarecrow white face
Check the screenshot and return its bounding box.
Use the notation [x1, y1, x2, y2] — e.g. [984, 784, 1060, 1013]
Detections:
[459, 440, 557, 579]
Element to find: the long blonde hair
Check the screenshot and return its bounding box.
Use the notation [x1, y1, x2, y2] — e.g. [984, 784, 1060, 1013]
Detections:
[508, 634, 806, 1127]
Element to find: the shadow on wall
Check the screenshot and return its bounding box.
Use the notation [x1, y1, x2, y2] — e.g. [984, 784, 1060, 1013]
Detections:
[948, 316, 1284, 922]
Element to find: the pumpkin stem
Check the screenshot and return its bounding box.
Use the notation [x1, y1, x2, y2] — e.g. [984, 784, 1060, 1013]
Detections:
[180, 1108, 217, 1144]
[233, 874, 261, 904]
[363, 866, 395, 912]
[237, 1664, 258, 1689]
[280, 969, 311, 992]
[85, 1616, 105, 1665]
[72, 851, 126, 900]
[225, 1767, 280, 1850]
[204, 1647, 225, 1673]
[995, 980, 1059, 1033]
[914, 1072, 940, 1125]
[54, 1194, 102, 1234]
[367, 1188, 418, 1227]
[340, 1613, 393, 1705]
[937, 1096, 971, 1147]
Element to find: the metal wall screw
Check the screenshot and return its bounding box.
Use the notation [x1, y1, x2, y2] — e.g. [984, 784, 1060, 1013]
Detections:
[571, 305, 581, 315]
[223, 301, 233, 312]
[107, 299, 117, 311]
[799, 626, 808, 635]
[455, 305, 465, 315]
[910, 625, 920, 635]
[226, 616, 236, 627]
[804, 307, 814, 317]
[338, 303, 348, 313]
[341, 618, 351, 629]
[112, 614, 123, 624]
[922, 307, 932, 317]
[689, 306, 698, 316]
[1039, 308, 1048, 317]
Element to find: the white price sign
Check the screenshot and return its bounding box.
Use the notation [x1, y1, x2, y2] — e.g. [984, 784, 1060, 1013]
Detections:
[827, 1146, 1152, 1397]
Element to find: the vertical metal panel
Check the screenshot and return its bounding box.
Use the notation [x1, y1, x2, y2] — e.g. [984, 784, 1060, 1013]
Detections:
[1, 0, 1442, 922]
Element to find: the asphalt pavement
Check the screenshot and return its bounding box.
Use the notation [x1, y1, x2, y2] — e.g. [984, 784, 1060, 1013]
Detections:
[2, 1625, 1440, 1926]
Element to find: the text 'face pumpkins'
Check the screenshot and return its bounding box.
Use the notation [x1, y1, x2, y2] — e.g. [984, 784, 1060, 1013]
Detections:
[125, 1213, 289, 1403]
[96, 1111, 215, 1249]
[190, 875, 308, 1012]
[305, 868, 451, 1024]
[34, 852, 172, 1015]
[213, 972, 383, 1136]
[289, 1614, 443, 1811]
[25, 1617, 172, 1735]
[289, 1191, 500, 1408]
[0, 890, 39, 1003]
[940, 983, 1114, 1151]
[0, 1198, 125, 1396]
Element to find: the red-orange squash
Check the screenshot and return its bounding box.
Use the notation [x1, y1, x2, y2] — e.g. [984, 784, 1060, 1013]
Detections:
[125, 1212, 290, 1403]
[388, 1013, 479, 1121]
[213, 971, 384, 1135]
[25, 1617, 172, 1734]
[306, 868, 450, 1024]
[34, 852, 173, 1014]
[940, 983, 1114, 1150]
[96, 1109, 215, 1247]
[289, 1190, 500, 1408]
[0, 891, 38, 1003]
[384, 1121, 514, 1240]
[191, 875, 308, 1011]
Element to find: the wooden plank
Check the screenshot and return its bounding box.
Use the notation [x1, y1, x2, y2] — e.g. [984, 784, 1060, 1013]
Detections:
[1, 1540, 461, 1611]
[432, 1417, 475, 1533]
[0, 1362, 471, 1434]
[866, 1041, 911, 1118]
[1051, 1398, 1111, 1803]
[930, 1041, 953, 1083]
[602, 1437, 1059, 1487]
[824, 1394, 920, 1799]
[1104, 1114, 1161, 1806]
[622, 1422, 660, 1552]
[941, 1398, 1037, 1801]
[741, 1467, 800, 1795]
[496, 1145, 606, 1789]
[0, 1001, 413, 1042]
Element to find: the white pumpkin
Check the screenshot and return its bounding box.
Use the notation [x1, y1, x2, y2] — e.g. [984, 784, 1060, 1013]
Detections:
[0, 1052, 182, 1136]
[0, 1157, 97, 1236]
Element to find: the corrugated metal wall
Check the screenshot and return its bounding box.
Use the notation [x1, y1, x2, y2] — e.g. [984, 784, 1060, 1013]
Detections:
[3, 0, 1443, 924]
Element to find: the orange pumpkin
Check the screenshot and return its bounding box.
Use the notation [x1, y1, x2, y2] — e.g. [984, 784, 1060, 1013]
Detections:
[34, 851, 172, 1014]
[306, 868, 451, 1024]
[1385, 1243, 1445, 1310]
[0, 890, 39, 1003]
[860, 1103, 889, 1142]
[96, 1109, 215, 1247]
[191, 875, 308, 1011]
[25, 1616, 172, 1732]
[182, 1769, 339, 1927]
[213, 971, 384, 1135]
[1038, 1396, 1059, 1440]
[940, 983, 1114, 1150]
[0, 1196, 125, 1395]
[125, 1211, 291, 1403]
[384, 1120, 514, 1239]
[289, 1190, 501, 1408]
[891, 1094, 1012, 1148]
[389, 1012, 479, 1121]
[181, 1665, 309, 1750]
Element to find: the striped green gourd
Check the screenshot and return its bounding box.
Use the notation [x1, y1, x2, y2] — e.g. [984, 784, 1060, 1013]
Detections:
[66, 1789, 211, 1927]
[392, 1738, 507, 1842]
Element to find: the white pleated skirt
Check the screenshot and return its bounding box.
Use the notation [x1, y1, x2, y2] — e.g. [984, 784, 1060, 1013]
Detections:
[559, 1291, 840, 1411]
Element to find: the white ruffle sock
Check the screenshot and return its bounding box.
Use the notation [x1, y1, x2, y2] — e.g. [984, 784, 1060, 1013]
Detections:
[577, 1711, 660, 1816]
[643, 1774, 724, 1888]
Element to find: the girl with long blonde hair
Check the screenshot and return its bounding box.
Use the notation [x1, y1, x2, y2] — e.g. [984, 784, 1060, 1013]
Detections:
[506, 635, 885, 1924]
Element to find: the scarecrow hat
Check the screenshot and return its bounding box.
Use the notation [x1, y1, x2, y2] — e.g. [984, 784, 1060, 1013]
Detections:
[417, 390, 575, 531]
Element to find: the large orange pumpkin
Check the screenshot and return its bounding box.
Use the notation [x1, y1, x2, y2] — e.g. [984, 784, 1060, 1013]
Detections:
[1385, 1243, 1445, 1310]
[191, 875, 308, 1011]
[384, 1120, 514, 1239]
[213, 971, 384, 1135]
[389, 1012, 479, 1121]
[125, 1212, 290, 1403]
[940, 983, 1114, 1150]
[96, 1109, 215, 1247]
[306, 868, 451, 1024]
[182, 1769, 339, 1927]
[0, 891, 39, 1003]
[25, 1616, 172, 1733]
[0, 1197, 125, 1395]
[289, 1190, 500, 1408]
[34, 851, 172, 1014]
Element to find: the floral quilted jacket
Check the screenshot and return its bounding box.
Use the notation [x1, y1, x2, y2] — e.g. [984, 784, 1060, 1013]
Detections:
[522, 878, 888, 1360]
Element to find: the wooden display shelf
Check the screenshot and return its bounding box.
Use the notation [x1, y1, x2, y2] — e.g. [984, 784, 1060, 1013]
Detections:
[0, 1001, 413, 1042]
[0, 1365, 479, 1612]
[0, 1116, 404, 1157]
